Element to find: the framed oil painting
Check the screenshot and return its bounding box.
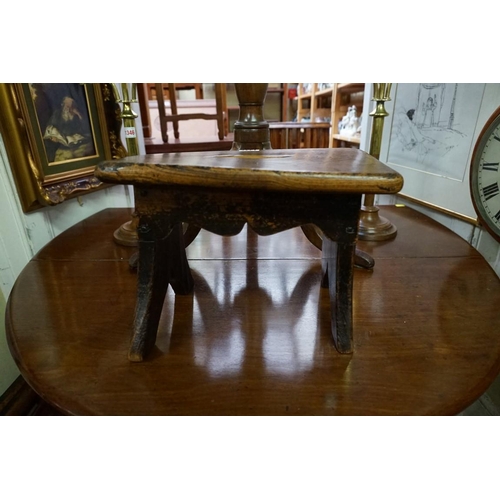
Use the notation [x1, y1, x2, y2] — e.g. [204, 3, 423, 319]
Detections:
[0, 83, 127, 212]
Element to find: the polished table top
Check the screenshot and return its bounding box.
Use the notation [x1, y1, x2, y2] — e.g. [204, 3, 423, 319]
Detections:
[6, 206, 500, 415]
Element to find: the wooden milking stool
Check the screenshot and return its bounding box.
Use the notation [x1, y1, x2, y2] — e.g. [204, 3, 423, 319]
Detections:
[95, 83, 403, 361]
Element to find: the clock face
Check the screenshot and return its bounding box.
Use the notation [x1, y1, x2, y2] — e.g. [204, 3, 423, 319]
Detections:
[470, 106, 500, 242]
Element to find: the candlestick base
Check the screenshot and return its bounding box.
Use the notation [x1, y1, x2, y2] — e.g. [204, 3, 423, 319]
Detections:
[358, 205, 397, 241]
[113, 214, 138, 247]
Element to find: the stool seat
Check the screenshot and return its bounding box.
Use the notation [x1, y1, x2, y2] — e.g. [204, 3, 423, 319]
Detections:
[95, 148, 403, 361]
[97, 148, 403, 194]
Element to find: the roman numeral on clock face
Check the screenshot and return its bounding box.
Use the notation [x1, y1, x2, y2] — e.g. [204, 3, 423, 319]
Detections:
[483, 182, 500, 201]
[494, 134, 500, 142]
[483, 162, 499, 172]
[495, 210, 500, 222]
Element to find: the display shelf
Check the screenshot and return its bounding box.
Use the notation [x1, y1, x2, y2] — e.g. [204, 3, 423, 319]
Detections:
[315, 87, 333, 98]
[329, 83, 365, 148]
[331, 133, 361, 145]
[296, 83, 333, 123]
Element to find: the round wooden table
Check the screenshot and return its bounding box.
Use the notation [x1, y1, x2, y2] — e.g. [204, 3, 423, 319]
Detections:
[6, 206, 500, 415]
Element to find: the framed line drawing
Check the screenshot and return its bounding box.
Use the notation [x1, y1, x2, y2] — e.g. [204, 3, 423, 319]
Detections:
[379, 83, 500, 222]
[0, 83, 127, 213]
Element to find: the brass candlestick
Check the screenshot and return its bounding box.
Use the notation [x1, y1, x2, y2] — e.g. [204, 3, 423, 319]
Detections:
[358, 83, 398, 241]
[111, 83, 140, 247]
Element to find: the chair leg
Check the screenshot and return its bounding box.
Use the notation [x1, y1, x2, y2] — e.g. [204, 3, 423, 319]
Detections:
[169, 83, 180, 139]
[221, 83, 228, 136]
[215, 83, 226, 140]
[156, 83, 169, 143]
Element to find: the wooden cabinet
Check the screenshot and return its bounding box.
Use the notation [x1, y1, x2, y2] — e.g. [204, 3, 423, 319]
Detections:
[269, 122, 330, 149]
[295, 83, 333, 123]
[329, 83, 365, 148]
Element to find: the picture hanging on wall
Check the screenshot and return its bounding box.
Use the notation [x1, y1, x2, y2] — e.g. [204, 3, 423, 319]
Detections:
[380, 83, 500, 222]
[387, 83, 483, 180]
[0, 83, 127, 213]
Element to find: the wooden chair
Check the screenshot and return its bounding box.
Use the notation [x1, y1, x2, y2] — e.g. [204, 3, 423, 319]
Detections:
[155, 83, 228, 143]
[148, 83, 203, 100]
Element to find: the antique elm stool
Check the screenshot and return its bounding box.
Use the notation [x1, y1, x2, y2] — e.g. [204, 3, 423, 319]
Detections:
[95, 84, 403, 361]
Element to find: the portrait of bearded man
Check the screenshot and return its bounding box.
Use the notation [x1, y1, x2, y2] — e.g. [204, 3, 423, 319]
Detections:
[30, 83, 97, 164]
[43, 95, 96, 162]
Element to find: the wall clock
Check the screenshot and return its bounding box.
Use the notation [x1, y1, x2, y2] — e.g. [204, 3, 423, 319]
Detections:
[470, 105, 500, 242]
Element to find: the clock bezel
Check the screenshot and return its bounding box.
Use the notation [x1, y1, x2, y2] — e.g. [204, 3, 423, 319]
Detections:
[470, 105, 500, 243]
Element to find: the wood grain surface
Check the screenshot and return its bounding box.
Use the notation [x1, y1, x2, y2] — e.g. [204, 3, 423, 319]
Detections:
[95, 149, 404, 194]
[6, 206, 500, 415]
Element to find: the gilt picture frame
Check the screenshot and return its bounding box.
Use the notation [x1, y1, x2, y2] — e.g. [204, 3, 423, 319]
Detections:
[0, 83, 127, 213]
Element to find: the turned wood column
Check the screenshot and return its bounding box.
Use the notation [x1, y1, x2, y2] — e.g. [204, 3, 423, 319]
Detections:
[232, 83, 271, 150]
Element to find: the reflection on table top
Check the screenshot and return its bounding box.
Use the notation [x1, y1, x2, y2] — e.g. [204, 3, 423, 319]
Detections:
[6, 206, 500, 415]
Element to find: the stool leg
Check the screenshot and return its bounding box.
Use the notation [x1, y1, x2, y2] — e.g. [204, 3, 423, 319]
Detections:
[130, 221, 193, 362]
[131, 235, 170, 362]
[169, 224, 195, 295]
[321, 235, 356, 354]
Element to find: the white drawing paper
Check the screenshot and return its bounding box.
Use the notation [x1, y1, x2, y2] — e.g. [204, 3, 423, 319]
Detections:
[387, 83, 486, 181]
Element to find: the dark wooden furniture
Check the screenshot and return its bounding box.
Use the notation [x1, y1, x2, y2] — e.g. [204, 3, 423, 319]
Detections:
[95, 149, 402, 361]
[0, 375, 39, 416]
[269, 122, 330, 148]
[96, 84, 401, 362]
[145, 136, 234, 154]
[6, 207, 500, 415]
[143, 121, 329, 153]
